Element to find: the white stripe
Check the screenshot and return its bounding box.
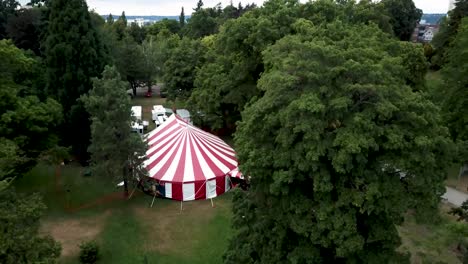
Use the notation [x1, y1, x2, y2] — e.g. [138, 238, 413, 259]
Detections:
[148, 133, 185, 179]
[192, 134, 237, 172]
[146, 126, 182, 157]
[191, 135, 216, 180]
[147, 124, 182, 147]
[143, 132, 183, 168]
[206, 179, 217, 199]
[183, 183, 195, 201]
[225, 175, 231, 191]
[165, 182, 172, 198]
[192, 130, 236, 158]
[160, 131, 187, 181]
[184, 131, 195, 182]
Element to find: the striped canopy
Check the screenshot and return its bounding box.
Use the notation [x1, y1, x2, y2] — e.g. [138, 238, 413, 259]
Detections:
[144, 114, 238, 201]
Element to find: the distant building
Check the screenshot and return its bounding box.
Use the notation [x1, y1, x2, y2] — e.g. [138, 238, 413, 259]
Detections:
[411, 22, 439, 43]
[128, 18, 152, 27]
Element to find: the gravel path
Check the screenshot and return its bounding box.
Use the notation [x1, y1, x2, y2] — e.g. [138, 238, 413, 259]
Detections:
[442, 186, 468, 207]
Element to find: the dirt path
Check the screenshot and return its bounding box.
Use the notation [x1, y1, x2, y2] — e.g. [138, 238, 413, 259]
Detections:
[41, 211, 111, 257]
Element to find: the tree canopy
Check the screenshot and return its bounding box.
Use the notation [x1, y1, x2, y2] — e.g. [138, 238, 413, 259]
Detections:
[81, 66, 147, 195]
[44, 0, 107, 160]
[0, 39, 62, 181]
[381, 0, 422, 41]
[224, 20, 453, 263]
[0, 189, 61, 263]
[441, 17, 468, 146]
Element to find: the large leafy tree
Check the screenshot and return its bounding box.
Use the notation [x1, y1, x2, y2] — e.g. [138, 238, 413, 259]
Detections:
[432, 0, 468, 68]
[184, 7, 219, 39]
[0, 189, 61, 263]
[442, 17, 468, 148]
[44, 0, 107, 160]
[0, 40, 62, 181]
[0, 0, 19, 39]
[380, 0, 422, 41]
[225, 20, 453, 263]
[189, 0, 396, 131]
[115, 36, 146, 96]
[81, 66, 147, 195]
[162, 37, 205, 101]
[5, 7, 42, 55]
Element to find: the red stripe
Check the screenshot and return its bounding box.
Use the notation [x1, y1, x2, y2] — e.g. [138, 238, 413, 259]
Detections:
[172, 183, 183, 201]
[147, 118, 178, 142]
[191, 136, 225, 180]
[195, 180, 206, 200]
[188, 132, 204, 182]
[147, 134, 185, 180]
[192, 129, 236, 155]
[146, 132, 184, 173]
[172, 131, 187, 183]
[194, 135, 236, 174]
[216, 176, 226, 196]
[146, 127, 183, 159]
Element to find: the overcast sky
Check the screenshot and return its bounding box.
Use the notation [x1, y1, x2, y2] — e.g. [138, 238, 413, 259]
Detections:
[19, 0, 451, 16]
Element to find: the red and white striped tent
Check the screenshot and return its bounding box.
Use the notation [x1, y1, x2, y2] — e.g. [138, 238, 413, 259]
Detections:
[143, 114, 238, 201]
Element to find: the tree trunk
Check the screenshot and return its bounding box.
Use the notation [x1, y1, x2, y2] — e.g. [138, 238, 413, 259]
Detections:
[123, 165, 129, 197]
[147, 80, 152, 93]
[132, 83, 137, 96]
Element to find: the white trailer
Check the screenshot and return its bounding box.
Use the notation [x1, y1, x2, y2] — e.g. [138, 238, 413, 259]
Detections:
[131, 106, 142, 121]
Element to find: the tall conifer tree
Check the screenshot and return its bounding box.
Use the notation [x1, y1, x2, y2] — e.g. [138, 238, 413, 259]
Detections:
[44, 0, 107, 160]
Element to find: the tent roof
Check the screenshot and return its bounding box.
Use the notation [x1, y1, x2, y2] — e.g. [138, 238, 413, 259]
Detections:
[144, 114, 238, 183]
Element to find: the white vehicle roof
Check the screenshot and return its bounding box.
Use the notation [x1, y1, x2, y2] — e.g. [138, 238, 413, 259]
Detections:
[131, 106, 142, 120]
[176, 109, 190, 118]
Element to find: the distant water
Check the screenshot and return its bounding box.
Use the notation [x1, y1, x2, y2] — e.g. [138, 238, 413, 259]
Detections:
[421, 13, 446, 25]
[101, 15, 190, 22]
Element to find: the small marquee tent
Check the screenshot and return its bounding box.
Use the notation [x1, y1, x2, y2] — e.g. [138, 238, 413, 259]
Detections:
[143, 114, 239, 201]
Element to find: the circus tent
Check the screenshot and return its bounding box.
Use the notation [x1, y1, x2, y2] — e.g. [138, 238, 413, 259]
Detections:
[143, 114, 239, 201]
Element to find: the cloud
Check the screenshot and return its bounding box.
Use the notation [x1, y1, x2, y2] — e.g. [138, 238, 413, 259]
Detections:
[18, 0, 449, 16]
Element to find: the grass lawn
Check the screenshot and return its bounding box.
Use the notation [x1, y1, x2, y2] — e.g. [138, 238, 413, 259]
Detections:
[14, 163, 467, 264]
[14, 164, 232, 264]
[398, 204, 467, 264]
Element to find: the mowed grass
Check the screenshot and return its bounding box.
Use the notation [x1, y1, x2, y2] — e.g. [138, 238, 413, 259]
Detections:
[14, 164, 232, 264]
[15, 163, 467, 264]
[398, 204, 468, 264]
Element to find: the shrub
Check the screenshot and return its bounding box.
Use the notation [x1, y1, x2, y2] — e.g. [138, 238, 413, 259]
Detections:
[79, 240, 99, 264]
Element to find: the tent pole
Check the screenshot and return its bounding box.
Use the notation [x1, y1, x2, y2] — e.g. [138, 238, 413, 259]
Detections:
[210, 198, 214, 208]
[128, 186, 137, 200]
[150, 192, 157, 208]
[180, 201, 183, 213]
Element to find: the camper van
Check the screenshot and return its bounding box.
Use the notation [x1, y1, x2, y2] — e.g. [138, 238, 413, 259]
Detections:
[152, 105, 168, 127]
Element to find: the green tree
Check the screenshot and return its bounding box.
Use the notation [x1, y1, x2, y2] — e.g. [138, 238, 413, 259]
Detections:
[162, 37, 205, 101]
[441, 17, 468, 145]
[0, 189, 61, 263]
[225, 20, 453, 263]
[115, 35, 146, 96]
[44, 0, 107, 161]
[432, 0, 468, 68]
[113, 11, 127, 40]
[380, 0, 422, 41]
[0, 0, 19, 39]
[179, 7, 185, 28]
[184, 8, 218, 38]
[194, 0, 203, 12]
[106, 13, 114, 24]
[5, 7, 42, 55]
[128, 22, 146, 44]
[147, 18, 180, 36]
[0, 40, 62, 180]
[81, 66, 147, 195]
